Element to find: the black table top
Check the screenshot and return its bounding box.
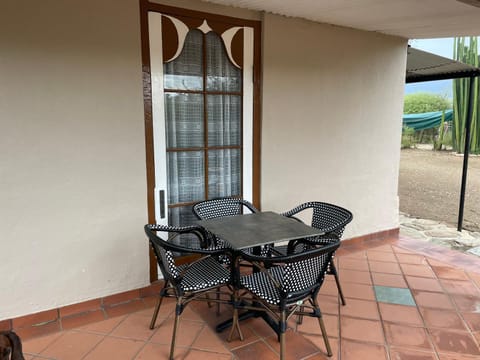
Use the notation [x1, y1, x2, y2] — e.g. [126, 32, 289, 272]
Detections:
[197, 211, 324, 250]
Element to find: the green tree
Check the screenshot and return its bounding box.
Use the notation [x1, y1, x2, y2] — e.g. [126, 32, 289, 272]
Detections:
[403, 92, 451, 114]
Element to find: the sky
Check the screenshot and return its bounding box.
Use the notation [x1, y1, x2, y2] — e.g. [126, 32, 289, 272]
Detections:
[409, 38, 454, 58]
[405, 38, 454, 98]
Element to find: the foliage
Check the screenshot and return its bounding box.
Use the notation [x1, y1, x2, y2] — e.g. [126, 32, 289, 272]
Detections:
[401, 126, 416, 148]
[434, 111, 450, 150]
[404, 92, 451, 114]
[442, 130, 453, 147]
[401, 91, 452, 148]
[453, 37, 480, 154]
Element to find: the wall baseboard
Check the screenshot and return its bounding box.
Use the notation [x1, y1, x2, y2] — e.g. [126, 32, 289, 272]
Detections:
[342, 227, 400, 247]
[1, 282, 165, 340]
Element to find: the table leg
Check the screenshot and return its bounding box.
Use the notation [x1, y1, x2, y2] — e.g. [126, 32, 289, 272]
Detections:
[216, 309, 281, 335]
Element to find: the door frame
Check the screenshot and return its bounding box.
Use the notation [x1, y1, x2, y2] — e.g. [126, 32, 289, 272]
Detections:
[139, 0, 262, 281]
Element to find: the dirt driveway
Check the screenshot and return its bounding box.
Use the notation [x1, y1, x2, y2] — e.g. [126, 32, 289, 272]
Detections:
[399, 148, 480, 232]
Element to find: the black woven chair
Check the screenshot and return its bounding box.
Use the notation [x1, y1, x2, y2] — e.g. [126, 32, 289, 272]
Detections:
[232, 237, 340, 359]
[193, 197, 258, 220]
[144, 224, 233, 360]
[193, 197, 267, 255]
[280, 202, 353, 305]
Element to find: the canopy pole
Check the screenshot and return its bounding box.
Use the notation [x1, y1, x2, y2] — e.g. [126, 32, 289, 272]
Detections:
[457, 76, 476, 231]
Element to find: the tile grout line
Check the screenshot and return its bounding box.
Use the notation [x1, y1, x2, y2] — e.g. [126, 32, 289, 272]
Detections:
[436, 270, 480, 352]
[24, 332, 66, 358]
[393, 246, 440, 359]
[464, 271, 480, 350]
[428, 276, 476, 358]
[128, 310, 168, 360]
[78, 311, 129, 360]
[338, 250, 398, 341]
[365, 244, 392, 359]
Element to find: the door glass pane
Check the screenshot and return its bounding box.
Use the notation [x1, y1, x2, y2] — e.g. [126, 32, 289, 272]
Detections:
[208, 149, 241, 198]
[168, 206, 197, 227]
[168, 206, 201, 249]
[206, 32, 241, 92]
[207, 95, 241, 146]
[165, 93, 204, 148]
[164, 30, 203, 90]
[167, 151, 205, 203]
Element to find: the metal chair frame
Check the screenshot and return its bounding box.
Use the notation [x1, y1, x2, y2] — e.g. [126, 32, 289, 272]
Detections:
[193, 197, 258, 220]
[280, 201, 353, 305]
[144, 224, 234, 360]
[232, 239, 340, 360]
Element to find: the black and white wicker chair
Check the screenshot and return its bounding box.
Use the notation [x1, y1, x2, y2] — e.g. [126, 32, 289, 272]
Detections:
[279, 201, 353, 306]
[193, 197, 258, 221]
[232, 237, 340, 359]
[193, 197, 268, 255]
[144, 224, 233, 360]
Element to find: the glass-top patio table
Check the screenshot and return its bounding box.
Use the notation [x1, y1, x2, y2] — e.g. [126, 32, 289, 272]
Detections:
[197, 211, 326, 334]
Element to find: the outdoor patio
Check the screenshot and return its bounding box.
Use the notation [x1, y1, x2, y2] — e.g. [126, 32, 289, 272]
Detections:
[14, 234, 480, 360]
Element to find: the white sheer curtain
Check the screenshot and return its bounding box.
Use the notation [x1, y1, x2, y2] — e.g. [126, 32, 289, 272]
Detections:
[206, 32, 241, 92]
[164, 31, 205, 228]
[163, 29, 242, 228]
[164, 30, 203, 91]
[206, 32, 242, 199]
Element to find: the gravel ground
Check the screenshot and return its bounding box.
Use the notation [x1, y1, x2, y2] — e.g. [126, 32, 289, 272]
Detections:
[399, 148, 480, 232]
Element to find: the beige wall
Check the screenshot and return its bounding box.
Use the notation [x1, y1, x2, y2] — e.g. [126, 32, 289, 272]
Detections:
[0, 0, 147, 319]
[0, 0, 406, 320]
[261, 13, 407, 238]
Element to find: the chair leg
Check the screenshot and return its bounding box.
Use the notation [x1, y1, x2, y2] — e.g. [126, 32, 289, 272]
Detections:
[227, 307, 244, 342]
[330, 263, 346, 306]
[227, 291, 244, 342]
[169, 298, 183, 360]
[279, 310, 287, 360]
[314, 299, 332, 356]
[205, 293, 214, 308]
[318, 315, 332, 356]
[297, 305, 304, 325]
[149, 295, 164, 330]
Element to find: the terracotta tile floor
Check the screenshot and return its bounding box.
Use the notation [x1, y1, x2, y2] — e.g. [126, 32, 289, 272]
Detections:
[22, 236, 480, 359]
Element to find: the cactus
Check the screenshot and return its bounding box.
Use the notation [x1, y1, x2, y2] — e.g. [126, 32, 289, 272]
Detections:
[453, 37, 480, 154]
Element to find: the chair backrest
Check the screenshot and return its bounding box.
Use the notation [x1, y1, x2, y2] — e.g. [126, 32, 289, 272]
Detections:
[193, 197, 258, 220]
[282, 237, 338, 296]
[241, 237, 340, 302]
[283, 201, 353, 238]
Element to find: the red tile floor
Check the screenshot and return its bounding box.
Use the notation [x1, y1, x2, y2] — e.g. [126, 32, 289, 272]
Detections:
[21, 236, 480, 359]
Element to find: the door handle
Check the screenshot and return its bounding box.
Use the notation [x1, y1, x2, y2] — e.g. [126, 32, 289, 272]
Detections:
[159, 190, 165, 219]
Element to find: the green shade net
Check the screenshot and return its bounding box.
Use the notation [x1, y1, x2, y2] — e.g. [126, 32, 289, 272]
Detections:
[402, 109, 453, 130]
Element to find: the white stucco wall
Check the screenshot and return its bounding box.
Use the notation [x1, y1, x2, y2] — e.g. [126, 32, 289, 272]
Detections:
[0, 0, 147, 320]
[261, 13, 407, 239]
[0, 0, 406, 320]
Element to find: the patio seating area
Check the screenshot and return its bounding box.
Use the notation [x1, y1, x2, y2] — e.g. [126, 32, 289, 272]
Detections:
[18, 234, 480, 359]
[6, 2, 480, 358]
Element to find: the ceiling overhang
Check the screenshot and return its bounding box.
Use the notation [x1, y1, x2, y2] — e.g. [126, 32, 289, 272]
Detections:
[406, 47, 480, 83]
[203, 0, 480, 39]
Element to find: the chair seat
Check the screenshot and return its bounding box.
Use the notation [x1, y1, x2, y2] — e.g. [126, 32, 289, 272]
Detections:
[240, 266, 286, 305]
[179, 256, 230, 292]
[235, 238, 340, 360]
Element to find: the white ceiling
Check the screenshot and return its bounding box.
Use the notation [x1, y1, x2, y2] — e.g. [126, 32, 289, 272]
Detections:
[203, 0, 480, 39]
